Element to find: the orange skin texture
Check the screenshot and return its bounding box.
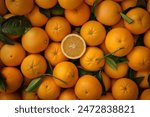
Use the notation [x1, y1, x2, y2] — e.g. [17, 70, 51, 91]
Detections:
[112, 78, 139, 100]
[65, 3, 90, 26]
[124, 8, 150, 35]
[95, 0, 122, 26]
[37, 77, 61, 100]
[75, 75, 102, 100]
[127, 46, 150, 71]
[35, 0, 57, 9]
[45, 16, 71, 42]
[53, 61, 78, 88]
[80, 21, 106, 46]
[0, 92, 21, 100]
[100, 92, 115, 100]
[1, 67, 23, 93]
[140, 88, 150, 100]
[22, 27, 49, 54]
[121, 0, 137, 10]
[144, 29, 150, 49]
[5, 0, 34, 15]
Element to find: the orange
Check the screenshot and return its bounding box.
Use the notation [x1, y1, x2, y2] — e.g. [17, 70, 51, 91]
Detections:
[44, 42, 68, 66]
[58, 88, 78, 100]
[100, 92, 114, 100]
[58, 0, 84, 10]
[0, 42, 26, 66]
[112, 19, 125, 28]
[113, 0, 124, 2]
[0, 92, 21, 100]
[144, 29, 150, 49]
[95, 0, 122, 26]
[147, 0, 150, 13]
[3, 13, 14, 19]
[105, 27, 134, 57]
[104, 63, 129, 79]
[140, 88, 150, 100]
[0, 0, 8, 15]
[22, 27, 49, 54]
[21, 54, 47, 79]
[45, 16, 71, 42]
[112, 78, 139, 100]
[61, 34, 86, 59]
[121, 0, 137, 10]
[80, 20, 106, 46]
[0, 67, 23, 93]
[136, 70, 150, 89]
[5, 0, 34, 15]
[75, 75, 102, 100]
[35, 0, 57, 9]
[127, 46, 150, 71]
[37, 77, 61, 100]
[65, 3, 90, 26]
[124, 8, 150, 35]
[85, 0, 94, 6]
[22, 91, 39, 100]
[27, 6, 48, 27]
[101, 72, 111, 91]
[53, 61, 78, 88]
[22, 77, 32, 87]
[80, 47, 105, 71]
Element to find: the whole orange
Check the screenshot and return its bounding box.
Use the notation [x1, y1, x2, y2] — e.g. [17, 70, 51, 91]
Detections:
[75, 75, 102, 100]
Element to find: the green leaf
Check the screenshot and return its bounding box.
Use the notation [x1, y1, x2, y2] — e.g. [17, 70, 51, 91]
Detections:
[25, 77, 43, 92]
[135, 77, 144, 85]
[148, 74, 150, 87]
[105, 57, 117, 70]
[0, 15, 5, 24]
[107, 55, 128, 64]
[51, 4, 64, 16]
[0, 72, 6, 91]
[96, 71, 106, 95]
[128, 68, 135, 80]
[39, 7, 51, 18]
[1, 16, 31, 36]
[78, 67, 95, 77]
[0, 32, 15, 45]
[120, 12, 133, 24]
[46, 61, 53, 75]
[90, 0, 103, 20]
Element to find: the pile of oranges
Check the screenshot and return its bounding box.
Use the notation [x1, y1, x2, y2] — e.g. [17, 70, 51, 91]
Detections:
[0, 0, 150, 100]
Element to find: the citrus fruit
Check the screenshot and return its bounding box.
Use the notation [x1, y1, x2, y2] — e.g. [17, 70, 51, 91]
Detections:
[5, 0, 34, 15]
[22, 91, 39, 100]
[37, 77, 61, 100]
[112, 78, 139, 100]
[85, 0, 94, 6]
[104, 62, 129, 79]
[27, 6, 48, 27]
[80, 47, 105, 71]
[105, 27, 134, 57]
[53, 61, 78, 88]
[121, 0, 137, 10]
[0, 67, 23, 93]
[65, 3, 90, 26]
[0, 0, 8, 15]
[124, 8, 150, 34]
[58, 88, 78, 100]
[80, 20, 106, 46]
[75, 75, 102, 100]
[127, 46, 150, 71]
[45, 16, 71, 42]
[21, 54, 47, 79]
[44, 42, 68, 66]
[140, 88, 150, 100]
[61, 34, 86, 59]
[0, 42, 26, 66]
[35, 0, 57, 9]
[95, 0, 122, 26]
[101, 72, 111, 91]
[58, 0, 84, 10]
[22, 27, 49, 54]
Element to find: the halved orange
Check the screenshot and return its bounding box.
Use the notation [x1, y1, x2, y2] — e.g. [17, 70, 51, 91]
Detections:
[61, 34, 86, 59]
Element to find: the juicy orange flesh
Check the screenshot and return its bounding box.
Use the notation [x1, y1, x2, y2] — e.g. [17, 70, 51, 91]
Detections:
[63, 36, 85, 57]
